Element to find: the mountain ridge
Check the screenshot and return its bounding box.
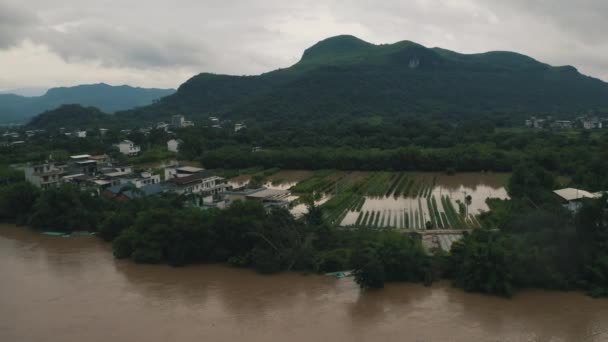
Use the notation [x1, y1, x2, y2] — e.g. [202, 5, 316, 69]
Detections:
[24, 35, 608, 129]
[0, 83, 175, 124]
[120, 35, 607, 125]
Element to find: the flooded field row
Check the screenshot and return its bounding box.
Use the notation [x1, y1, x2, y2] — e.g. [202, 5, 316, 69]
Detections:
[227, 170, 509, 228]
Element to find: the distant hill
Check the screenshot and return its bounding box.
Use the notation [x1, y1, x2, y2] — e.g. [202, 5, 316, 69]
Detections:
[0, 83, 175, 124]
[123, 35, 608, 124]
[26, 104, 113, 130]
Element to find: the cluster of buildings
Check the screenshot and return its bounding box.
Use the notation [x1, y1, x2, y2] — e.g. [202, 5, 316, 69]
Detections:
[525, 116, 606, 130]
[21, 155, 292, 211]
[156, 115, 195, 132]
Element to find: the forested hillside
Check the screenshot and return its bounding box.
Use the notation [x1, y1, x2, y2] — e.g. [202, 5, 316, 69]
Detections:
[122, 35, 608, 124]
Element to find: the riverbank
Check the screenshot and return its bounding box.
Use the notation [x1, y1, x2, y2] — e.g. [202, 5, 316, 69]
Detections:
[2, 224, 608, 342]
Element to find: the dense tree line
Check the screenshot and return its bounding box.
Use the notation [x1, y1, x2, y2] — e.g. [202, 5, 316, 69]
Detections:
[0, 171, 431, 288]
[445, 164, 608, 297]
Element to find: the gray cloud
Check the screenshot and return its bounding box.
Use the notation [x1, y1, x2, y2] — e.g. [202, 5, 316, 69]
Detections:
[1, 0, 607, 91]
[38, 22, 208, 68]
[0, 1, 38, 48]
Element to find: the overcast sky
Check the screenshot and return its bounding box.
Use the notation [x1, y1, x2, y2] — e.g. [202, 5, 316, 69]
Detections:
[1, 0, 607, 95]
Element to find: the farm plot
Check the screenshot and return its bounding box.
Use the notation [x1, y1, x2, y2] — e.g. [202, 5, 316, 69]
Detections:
[337, 172, 509, 230]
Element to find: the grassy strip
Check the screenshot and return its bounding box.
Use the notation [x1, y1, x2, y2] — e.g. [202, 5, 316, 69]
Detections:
[431, 196, 443, 229]
[440, 212, 450, 228]
[366, 211, 376, 228]
[368, 172, 394, 196]
[373, 211, 381, 228]
[442, 195, 464, 229]
[360, 211, 370, 227]
[352, 197, 366, 211]
[408, 181, 420, 198]
[401, 179, 414, 197]
[354, 211, 364, 226]
[418, 197, 425, 228]
[385, 173, 405, 197]
[426, 196, 436, 229]
[393, 175, 409, 198]
[322, 191, 361, 225]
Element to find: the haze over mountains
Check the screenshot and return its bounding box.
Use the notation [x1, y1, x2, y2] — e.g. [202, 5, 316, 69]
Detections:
[0, 83, 175, 124]
[19, 35, 608, 129]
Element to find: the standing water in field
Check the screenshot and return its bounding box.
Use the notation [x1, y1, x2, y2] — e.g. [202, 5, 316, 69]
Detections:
[340, 172, 509, 229]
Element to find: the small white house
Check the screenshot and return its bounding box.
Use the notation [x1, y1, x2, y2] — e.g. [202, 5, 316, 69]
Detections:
[235, 123, 246, 132]
[167, 139, 183, 153]
[75, 130, 87, 138]
[116, 140, 141, 156]
[120, 171, 161, 188]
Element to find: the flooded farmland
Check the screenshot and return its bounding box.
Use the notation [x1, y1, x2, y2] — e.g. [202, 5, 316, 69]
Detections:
[226, 170, 509, 228]
[340, 172, 509, 229]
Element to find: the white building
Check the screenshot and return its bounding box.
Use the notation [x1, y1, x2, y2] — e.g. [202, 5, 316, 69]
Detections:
[171, 115, 185, 128]
[156, 122, 169, 131]
[75, 130, 87, 138]
[171, 115, 194, 128]
[24, 163, 65, 189]
[116, 140, 141, 156]
[553, 188, 599, 213]
[165, 171, 226, 195]
[99, 128, 108, 136]
[120, 171, 161, 188]
[235, 123, 246, 132]
[167, 139, 183, 153]
[582, 118, 603, 130]
[164, 165, 205, 180]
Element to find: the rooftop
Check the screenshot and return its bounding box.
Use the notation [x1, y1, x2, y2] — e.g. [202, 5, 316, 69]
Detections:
[168, 171, 219, 186]
[70, 154, 91, 159]
[553, 188, 596, 202]
[176, 166, 205, 173]
[106, 183, 165, 199]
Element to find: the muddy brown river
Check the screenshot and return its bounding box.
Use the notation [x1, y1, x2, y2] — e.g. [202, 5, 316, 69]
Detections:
[2, 224, 608, 342]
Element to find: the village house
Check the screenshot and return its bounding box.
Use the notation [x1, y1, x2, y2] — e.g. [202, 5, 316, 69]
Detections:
[68, 155, 98, 175]
[119, 171, 161, 188]
[164, 171, 226, 196]
[553, 188, 599, 213]
[223, 187, 291, 210]
[581, 117, 603, 130]
[171, 115, 195, 128]
[156, 122, 169, 131]
[550, 120, 573, 130]
[103, 183, 166, 202]
[167, 139, 183, 153]
[164, 165, 205, 180]
[116, 140, 141, 156]
[24, 162, 65, 189]
[234, 123, 246, 132]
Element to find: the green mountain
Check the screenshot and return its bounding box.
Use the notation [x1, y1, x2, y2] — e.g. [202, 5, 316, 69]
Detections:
[0, 83, 174, 124]
[123, 35, 608, 124]
[26, 104, 113, 130]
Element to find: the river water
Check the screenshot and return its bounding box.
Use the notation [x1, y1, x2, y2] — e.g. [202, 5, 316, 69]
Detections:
[2, 224, 608, 342]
